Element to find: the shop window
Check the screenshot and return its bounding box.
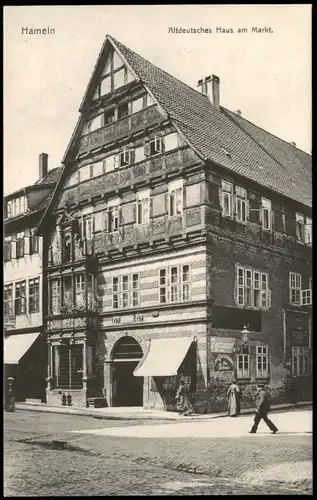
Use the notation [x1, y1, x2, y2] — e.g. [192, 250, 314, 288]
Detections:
[53, 345, 83, 389]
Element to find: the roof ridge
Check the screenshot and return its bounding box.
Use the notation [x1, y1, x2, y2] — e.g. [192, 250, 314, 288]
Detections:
[108, 35, 209, 100]
[223, 107, 311, 158]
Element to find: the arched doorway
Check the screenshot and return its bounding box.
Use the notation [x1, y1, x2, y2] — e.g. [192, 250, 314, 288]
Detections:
[112, 336, 143, 407]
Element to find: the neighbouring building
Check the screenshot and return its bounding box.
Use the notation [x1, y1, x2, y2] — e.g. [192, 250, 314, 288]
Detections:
[36, 35, 312, 411]
[4, 154, 61, 402]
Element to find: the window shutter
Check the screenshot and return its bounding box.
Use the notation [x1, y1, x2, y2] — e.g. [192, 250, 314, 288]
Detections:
[144, 140, 150, 157]
[11, 241, 17, 259]
[208, 182, 220, 206]
[94, 212, 103, 232]
[129, 149, 135, 164]
[284, 211, 296, 237]
[114, 155, 120, 169]
[165, 192, 169, 215]
[155, 136, 162, 153]
[133, 202, 137, 223]
[24, 236, 30, 255]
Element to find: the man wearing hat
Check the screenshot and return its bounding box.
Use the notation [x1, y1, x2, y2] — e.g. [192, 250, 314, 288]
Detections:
[249, 383, 278, 434]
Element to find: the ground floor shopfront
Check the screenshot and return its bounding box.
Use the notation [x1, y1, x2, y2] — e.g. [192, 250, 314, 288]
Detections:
[44, 309, 312, 411]
[4, 331, 47, 402]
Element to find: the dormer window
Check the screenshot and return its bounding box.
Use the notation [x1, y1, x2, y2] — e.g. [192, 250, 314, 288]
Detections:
[6, 196, 28, 218]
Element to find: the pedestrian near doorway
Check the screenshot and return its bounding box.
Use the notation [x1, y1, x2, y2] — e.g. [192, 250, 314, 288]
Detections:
[175, 376, 194, 416]
[227, 379, 241, 417]
[249, 384, 278, 434]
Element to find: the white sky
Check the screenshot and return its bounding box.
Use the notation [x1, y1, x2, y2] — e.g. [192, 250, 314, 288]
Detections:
[3, 5, 311, 195]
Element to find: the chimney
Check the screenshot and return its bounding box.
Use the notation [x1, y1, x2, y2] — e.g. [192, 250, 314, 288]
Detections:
[39, 153, 48, 180]
[290, 141, 296, 147]
[197, 78, 206, 94]
[236, 109, 242, 116]
[204, 75, 220, 110]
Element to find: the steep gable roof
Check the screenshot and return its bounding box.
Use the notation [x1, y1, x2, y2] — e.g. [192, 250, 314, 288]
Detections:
[37, 35, 311, 233]
[108, 35, 311, 207]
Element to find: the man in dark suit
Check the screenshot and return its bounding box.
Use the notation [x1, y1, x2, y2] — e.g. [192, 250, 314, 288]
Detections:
[249, 384, 278, 434]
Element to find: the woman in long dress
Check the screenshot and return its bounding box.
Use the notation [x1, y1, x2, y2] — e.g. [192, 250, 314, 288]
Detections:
[175, 378, 194, 416]
[227, 379, 241, 417]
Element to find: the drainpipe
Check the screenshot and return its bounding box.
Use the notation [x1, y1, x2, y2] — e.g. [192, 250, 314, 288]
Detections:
[282, 309, 287, 364]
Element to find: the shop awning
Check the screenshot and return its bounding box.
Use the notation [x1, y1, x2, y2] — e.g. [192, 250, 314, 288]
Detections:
[134, 337, 194, 377]
[4, 332, 41, 365]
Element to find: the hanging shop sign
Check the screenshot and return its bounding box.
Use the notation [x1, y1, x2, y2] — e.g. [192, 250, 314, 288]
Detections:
[214, 353, 234, 371]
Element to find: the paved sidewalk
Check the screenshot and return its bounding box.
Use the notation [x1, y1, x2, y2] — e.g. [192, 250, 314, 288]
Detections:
[14, 400, 312, 421]
[69, 409, 312, 438]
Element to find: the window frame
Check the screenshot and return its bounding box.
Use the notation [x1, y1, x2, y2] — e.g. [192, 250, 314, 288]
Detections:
[132, 273, 140, 307]
[292, 346, 309, 376]
[236, 353, 250, 378]
[28, 277, 40, 314]
[295, 213, 305, 244]
[236, 265, 270, 310]
[181, 264, 191, 301]
[235, 186, 248, 223]
[136, 190, 150, 225]
[221, 180, 233, 218]
[261, 198, 272, 231]
[159, 268, 167, 304]
[4, 284, 14, 316]
[168, 180, 183, 217]
[15, 281, 26, 315]
[289, 272, 301, 305]
[256, 345, 269, 378]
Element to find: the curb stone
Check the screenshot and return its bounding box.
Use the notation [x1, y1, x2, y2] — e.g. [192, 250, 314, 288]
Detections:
[14, 401, 312, 421]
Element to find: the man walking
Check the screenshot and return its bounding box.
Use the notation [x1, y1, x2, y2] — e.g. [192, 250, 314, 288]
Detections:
[249, 384, 278, 434]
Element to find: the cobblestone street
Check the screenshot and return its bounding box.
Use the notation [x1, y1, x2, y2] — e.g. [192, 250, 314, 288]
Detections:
[4, 409, 312, 496]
